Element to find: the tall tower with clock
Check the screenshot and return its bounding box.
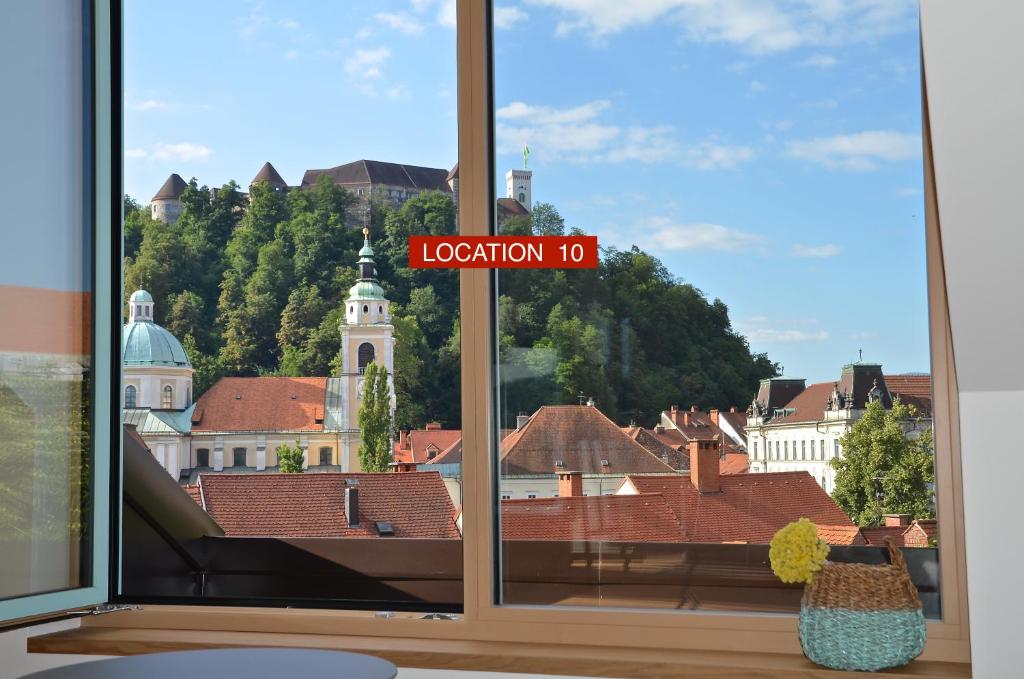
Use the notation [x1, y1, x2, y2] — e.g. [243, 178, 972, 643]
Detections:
[339, 228, 395, 471]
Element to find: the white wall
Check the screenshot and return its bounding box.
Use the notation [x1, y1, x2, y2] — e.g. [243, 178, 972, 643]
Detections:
[920, 2, 1024, 677]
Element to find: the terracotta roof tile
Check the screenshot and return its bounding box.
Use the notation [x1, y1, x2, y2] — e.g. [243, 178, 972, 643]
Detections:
[184, 484, 202, 506]
[861, 526, 907, 547]
[622, 471, 854, 544]
[394, 428, 462, 464]
[767, 382, 834, 425]
[197, 471, 459, 538]
[192, 377, 326, 432]
[886, 374, 933, 416]
[817, 525, 866, 545]
[623, 427, 690, 470]
[720, 452, 749, 475]
[502, 494, 682, 542]
[500, 406, 675, 475]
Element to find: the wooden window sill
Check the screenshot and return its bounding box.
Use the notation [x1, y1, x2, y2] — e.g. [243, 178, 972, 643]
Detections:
[28, 625, 971, 678]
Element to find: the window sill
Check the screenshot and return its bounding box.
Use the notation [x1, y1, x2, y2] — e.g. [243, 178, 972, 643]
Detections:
[28, 625, 971, 678]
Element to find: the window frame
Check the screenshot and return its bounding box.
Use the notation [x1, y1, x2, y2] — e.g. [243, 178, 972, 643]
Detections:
[0, 0, 115, 624]
[86, 0, 969, 666]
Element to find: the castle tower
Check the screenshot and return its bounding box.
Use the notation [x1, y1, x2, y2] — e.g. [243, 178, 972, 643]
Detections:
[151, 173, 187, 223]
[250, 161, 287, 192]
[505, 168, 532, 212]
[339, 228, 395, 471]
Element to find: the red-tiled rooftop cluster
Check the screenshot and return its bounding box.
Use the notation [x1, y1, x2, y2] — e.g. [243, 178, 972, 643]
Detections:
[191, 377, 326, 432]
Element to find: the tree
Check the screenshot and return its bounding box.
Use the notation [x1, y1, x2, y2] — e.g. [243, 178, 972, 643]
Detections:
[831, 399, 935, 526]
[357, 363, 393, 472]
[276, 440, 305, 473]
[181, 334, 223, 399]
[392, 315, 429, 432]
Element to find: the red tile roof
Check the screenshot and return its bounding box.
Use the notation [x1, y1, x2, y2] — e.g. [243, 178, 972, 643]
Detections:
[192, 377, 326, 432]
[718, 410, 749, 445]
[903, 519, 938, 547]
[861, 526, 907, 547]
[196, 471, 459, 538]
[500, 406, 676, 475]
[886, 374, 933, 416]
[817, 525, 866, 545]
[767, 381, 834, 425]
[646, 427, 687, 450]
[394, 428, 462, 464]
[720, 452, 749, 475]
[623, 427, 690, 470]
[621, 471, 854, 544]
[184, 484, 202, 506]
[502, 494, 682, 542]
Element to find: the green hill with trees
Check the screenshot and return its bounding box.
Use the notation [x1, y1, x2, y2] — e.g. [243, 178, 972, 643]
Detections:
[124, 177, 778, 431]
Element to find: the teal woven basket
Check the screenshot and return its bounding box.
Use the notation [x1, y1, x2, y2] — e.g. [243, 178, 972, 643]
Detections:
[798, 540, 926, 672]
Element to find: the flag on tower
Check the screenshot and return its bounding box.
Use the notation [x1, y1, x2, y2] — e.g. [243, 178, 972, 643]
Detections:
[523, 144, 531, 168]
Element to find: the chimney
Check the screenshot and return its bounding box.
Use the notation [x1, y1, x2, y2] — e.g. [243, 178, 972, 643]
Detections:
[683, 411, 690, 427]
[690, 405, 697, 412]
[670, 405, 678, 413]
[654, 425, 665, 434]
[558, 471, 583, 497]
[729, 406, 737, 413]
[586, 397, 595, 407]
[393, 462, 418, 473]
[344, 479, 360, 527]
[399, 430, 409, 450]
[709, 409, 720, 427]
[516, 412, 530, 430]
[425, 422, 442, 430]
[688, 437, 721, 494]
[884, 513, 911, 528]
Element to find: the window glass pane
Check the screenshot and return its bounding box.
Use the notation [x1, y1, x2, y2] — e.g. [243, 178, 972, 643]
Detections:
[119, 1, 461, 610]
[494, 2, 939, 616]
[0, 0, 95, 603]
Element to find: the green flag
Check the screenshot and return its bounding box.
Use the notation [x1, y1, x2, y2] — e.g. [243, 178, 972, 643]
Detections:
[523, 144, 530, 168]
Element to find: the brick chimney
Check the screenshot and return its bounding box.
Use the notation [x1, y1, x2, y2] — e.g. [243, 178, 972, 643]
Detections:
[688, 438, 721, 494]
[393, 462, 418, 473]
[558, 471, 583, 497]
[884, 513, 911, 528]
[709, 409, 720, 427]
[344, 479, 360, 527]
[683, 411, 690, 426]
[399, 430, 409, 450]
[425, 422, 442, 431]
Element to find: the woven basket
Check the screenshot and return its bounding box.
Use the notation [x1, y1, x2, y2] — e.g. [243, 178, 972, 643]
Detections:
[799, 540, 926, 671]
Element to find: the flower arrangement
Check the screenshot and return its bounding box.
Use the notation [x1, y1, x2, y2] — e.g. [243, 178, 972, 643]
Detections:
[770, 518, 926, 671]
[769, 518, 829, 584]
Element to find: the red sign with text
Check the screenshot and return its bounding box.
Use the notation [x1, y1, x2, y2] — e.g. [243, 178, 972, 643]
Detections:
[408, 235, 598, 269]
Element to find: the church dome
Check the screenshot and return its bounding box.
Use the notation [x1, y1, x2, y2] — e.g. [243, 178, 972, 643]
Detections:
[348, 280, 387, 300]
[123, 289, 190, 367]
[123, 322, 191, 367]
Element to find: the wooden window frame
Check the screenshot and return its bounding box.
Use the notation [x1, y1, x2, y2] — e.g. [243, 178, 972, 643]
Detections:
[58, 0, 969, 669]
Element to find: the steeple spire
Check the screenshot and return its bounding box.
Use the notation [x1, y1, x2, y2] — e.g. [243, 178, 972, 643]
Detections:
[358, 227, 377, 280]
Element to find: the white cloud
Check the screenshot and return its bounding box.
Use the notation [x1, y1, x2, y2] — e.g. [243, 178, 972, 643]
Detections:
[376, 12, 425, 34]
[283, 49, 300, 61]
[495, 6, 529, 29]
[125, 142, 213, 163]
[345, 47, 391, 79]
[792, 243, 841, 257]
[629, 217, 763, 253]
[801, 53, 838, 69]
[749, 79, 768, 93]
[526, 0, 916, 53]
[787, 130, 920, 170]
[239, 12, 301, 39]
[438, 0, 457, 28]
[497, 100, 753, 169]
[746, 328, 830, 343]
[133, 99, 168, 112]
[683, 141, 754, 170]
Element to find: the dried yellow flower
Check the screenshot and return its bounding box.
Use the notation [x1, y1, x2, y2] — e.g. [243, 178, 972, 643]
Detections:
[769, 518, 830, 584]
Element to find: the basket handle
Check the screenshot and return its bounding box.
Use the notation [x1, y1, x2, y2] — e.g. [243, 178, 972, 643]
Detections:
[885, 537, 909, 573]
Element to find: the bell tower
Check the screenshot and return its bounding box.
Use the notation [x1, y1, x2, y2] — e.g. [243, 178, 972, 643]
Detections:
[505, 168, 532, 212]
[339, 228, 395, 471]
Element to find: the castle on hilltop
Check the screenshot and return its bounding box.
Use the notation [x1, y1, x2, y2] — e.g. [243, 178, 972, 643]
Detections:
[150, 159, 533, 228]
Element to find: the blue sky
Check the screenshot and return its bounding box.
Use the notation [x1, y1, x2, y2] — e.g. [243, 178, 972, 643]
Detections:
[125, 0, 928, 384]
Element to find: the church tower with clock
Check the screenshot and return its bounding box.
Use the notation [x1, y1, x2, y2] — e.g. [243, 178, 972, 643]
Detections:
[339, 228, 395, 470]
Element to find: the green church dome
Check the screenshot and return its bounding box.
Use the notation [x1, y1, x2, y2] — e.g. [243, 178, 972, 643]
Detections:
[348, 280, 387, 301]
[123, 290, 190, 368]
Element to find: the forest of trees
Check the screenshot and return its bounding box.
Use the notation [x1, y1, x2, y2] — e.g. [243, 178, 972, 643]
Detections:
[124, 176, 778, 432]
